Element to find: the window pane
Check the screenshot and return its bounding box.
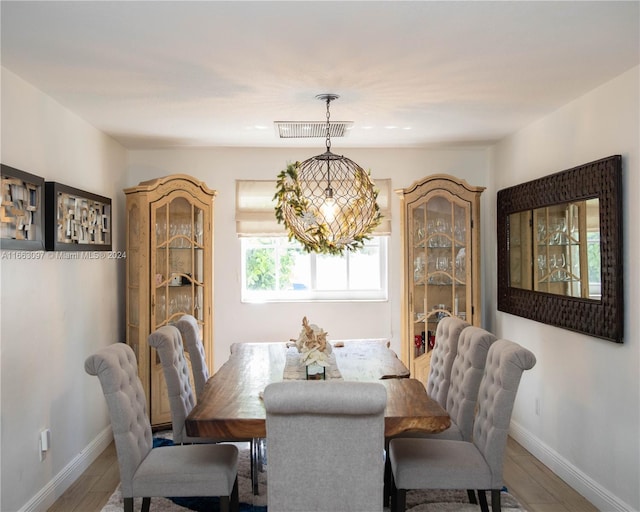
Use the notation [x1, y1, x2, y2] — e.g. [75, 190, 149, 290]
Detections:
[349, 243, 381, 290]
[316, 254, 347, 290]
[279, 245, 301, 290]
[290, 248, 311, 290]
[245, 246, 276, 291]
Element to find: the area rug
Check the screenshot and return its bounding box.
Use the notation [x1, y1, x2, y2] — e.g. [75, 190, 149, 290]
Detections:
[101, 435, 525, 512]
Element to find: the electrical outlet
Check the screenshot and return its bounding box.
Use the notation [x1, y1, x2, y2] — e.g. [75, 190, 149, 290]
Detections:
[39, 429, 51, 462]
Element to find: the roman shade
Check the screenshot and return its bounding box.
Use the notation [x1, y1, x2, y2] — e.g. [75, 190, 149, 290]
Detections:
[235, 179, 391, 236]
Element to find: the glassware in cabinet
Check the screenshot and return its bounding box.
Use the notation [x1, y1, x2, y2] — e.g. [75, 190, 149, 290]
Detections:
[533, 202, 586, 297]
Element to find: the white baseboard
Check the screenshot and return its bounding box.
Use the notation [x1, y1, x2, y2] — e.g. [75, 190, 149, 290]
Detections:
[19, 426, 113, 512]
[509, 420, 635, 512]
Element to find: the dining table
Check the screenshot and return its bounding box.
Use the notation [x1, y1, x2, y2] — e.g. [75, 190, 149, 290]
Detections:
[184, 339, 450, 496]
[185, 339, 450, 439]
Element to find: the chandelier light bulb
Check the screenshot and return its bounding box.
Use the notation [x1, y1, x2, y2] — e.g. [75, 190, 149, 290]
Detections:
[321, 189, 337, 222]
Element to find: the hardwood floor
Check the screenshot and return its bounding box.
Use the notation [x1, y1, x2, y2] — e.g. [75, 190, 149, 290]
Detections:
[47, 442, 119, 512]
[503, 437, 598, 512]
[47, 436, 599, 512]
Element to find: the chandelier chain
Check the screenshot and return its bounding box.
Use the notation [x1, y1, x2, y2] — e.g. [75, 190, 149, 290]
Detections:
[324, 96, 332, 190]
[325, 97, 331, 152]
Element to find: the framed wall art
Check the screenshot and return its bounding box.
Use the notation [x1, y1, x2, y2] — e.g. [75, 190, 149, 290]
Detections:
[45, 182, 112, 251]
[1, 164, 45, 250]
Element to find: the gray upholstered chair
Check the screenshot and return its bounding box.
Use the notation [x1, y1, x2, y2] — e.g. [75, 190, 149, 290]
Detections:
[175, 314, 209, 400]
[149, 325, 262, 495]
[85, 343, 238, 512]
[264, 381, 387, 512]
[389, 339, 536, 512]
[383, 323, 491, 507]
[148, 325, 204, 444]
[428, 325, 497, 442]
[426, 316, 470, 407]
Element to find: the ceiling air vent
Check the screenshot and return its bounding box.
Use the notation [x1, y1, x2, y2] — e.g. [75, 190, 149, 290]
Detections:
[274, 121, 353, 139]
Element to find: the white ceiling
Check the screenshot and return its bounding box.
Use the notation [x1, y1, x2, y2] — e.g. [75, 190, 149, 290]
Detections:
[1, 1, 638, 150]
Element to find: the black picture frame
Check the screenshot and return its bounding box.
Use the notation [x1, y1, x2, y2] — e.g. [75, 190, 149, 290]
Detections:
[45, 182, 112, 251]
[497, 155, 623, 343]
[1, 164, 46, 251]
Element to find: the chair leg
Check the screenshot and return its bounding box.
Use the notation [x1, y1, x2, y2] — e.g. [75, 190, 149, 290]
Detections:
[389, 472, 406, 512]
[231, 476, 240, 512]
[141, 497, 150, 512]
[491, 489, 501, 512]
[477, 490, 489, 512]
[124, 497, 133, 512]
[383, 439, 391, 507]
[467, 489, 478, 504]
[251, 437, 260, 495]
[393, 488, 407, 512]
[220, 461, 239, 512]
[250, 439, 254, 486]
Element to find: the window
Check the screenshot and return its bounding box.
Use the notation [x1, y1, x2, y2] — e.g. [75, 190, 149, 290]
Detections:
[236, 178, 391, 302]
[241, 236, 388, 302]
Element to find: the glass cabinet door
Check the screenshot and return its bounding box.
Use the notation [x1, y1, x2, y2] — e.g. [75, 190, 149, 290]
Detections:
[151, 196, 206, 338]
[410, 194, 470, 359]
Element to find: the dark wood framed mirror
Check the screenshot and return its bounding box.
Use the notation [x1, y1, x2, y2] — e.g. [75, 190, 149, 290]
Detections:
[497, 155, 623, 342]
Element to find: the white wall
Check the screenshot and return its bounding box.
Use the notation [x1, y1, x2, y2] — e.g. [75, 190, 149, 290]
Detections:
[0, 68, 128, 512]
[126, 147, 491, 370]
[489, 67, 640, 511]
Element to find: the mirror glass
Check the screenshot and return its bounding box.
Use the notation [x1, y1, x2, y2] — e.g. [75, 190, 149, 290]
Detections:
[497, 155, 623, 343]
[508, 199, 600, 299]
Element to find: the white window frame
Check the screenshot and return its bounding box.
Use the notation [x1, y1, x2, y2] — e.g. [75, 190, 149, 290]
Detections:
[241, 236, 389, 303]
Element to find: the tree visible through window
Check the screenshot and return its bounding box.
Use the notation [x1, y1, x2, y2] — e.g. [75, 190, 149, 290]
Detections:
[245, 242, 297, 291]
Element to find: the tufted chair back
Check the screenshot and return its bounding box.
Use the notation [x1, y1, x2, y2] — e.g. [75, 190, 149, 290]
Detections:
[472, 339, 536, 488]
[445, 326, 497, 441]
[84, 343, 153, 498]
[175, 314, 209, 400]
[148, 325, 196, 444]
[426, 316, 469, 407]
[264, 381, 387, 512]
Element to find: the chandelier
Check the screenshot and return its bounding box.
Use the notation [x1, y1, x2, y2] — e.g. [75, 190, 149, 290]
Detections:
[275, 94, 381, 255]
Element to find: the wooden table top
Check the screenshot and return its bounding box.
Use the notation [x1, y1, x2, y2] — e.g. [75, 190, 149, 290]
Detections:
[185, 340, 450, 439]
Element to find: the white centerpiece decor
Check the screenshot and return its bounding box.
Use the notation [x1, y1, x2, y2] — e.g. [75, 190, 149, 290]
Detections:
[295, 316, 332, 379]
